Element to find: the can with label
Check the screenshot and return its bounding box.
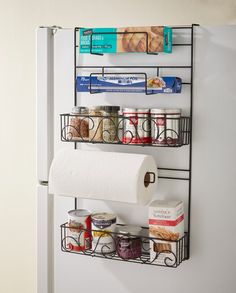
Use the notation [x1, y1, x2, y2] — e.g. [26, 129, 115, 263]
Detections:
[151, 109, 166, 145]
[67, 209, 91, 251]
[165, 109, 181, 145]
[91, 213, 116, 254]
[122, 108, 151, 144]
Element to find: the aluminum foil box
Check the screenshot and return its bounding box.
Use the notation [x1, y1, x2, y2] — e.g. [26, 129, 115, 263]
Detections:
[76, 76, 182, 94]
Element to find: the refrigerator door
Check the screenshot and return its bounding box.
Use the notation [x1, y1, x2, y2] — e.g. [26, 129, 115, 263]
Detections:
[37, 27, 54, 183]
[37, 184, 53, 293]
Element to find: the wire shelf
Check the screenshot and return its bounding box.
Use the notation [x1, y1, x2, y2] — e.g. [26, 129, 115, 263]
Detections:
[61, 223, 187, 268]
[60, 114, 190, 147]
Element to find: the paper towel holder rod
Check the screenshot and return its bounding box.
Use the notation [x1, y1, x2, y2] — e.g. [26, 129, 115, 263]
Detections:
[144, 172, 155, 187]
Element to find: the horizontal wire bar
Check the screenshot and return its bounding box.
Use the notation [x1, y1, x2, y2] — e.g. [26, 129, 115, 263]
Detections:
[76, 44, 192, 48]
[158, 176, 190, 181]
[62, 141, 187, 148]
[76, 65, 192, 69]
[171, 26, 192, 29]
[158, 167, 190, 172]
[172, 44, 192, 46]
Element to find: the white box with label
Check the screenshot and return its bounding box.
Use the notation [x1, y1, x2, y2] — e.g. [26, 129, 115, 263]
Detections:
[149, 200, 184, 265]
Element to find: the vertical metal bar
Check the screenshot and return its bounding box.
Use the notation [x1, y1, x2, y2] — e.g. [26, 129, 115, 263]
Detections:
[187, 24, 195, 259]
[75, 198, 78, 209]
[74, 28, 77, 106]
[74, 28, 78, 210]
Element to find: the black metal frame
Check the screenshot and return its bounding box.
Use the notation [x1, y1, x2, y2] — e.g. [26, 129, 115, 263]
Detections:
[67, 24, 198, 265]
[61, 223, 187, 268]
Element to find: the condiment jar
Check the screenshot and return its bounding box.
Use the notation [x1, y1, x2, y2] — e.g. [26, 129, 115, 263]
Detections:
[117, 225, 142, 260]
[165, 109, 181, 145]
[102, 106, 120, 143]
[150, 108, 166, 145]
[88, 106, 105, 142]
[68, 106, 89, 140]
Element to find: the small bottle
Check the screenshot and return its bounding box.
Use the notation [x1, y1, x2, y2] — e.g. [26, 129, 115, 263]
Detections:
[88, 106, 105, 142]
[150, 109, 166, 145]
[68, 106, 89, 141]
[165, 109, 181, 145]
[102, 106, 120, 143]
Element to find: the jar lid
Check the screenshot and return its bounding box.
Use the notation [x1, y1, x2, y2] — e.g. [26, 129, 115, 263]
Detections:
[118, 225, 142, 236]
[89, 106, 105, 111]
[71, 106, 88, 114]
[102, 106, 120, 112]
[123, 108, 137, 112]
[150, 108, 165, 114]
[68, 209, 91, 218]
[137, 108, 150, 113]
[92, 212, 116, 221]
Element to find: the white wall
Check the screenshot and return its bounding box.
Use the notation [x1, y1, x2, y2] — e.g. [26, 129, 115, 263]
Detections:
[0, 1, 236, 293]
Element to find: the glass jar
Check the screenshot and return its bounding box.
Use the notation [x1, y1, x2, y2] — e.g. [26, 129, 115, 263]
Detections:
[117, 225, 142, 260]
[102, 106, 120, 143]
[68, 106, 89, 141]
[89, 106, 105, 142]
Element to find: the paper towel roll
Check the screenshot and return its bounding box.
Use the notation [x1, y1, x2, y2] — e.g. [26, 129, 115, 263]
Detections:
[49, 149, 157, 205]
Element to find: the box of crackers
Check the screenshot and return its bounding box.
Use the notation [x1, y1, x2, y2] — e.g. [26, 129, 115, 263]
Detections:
[149, 200, 184, 265]
[79, 26, 172, 54]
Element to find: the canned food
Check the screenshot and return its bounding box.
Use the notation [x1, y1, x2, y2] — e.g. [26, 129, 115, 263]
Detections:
[117, 225, 142, 260]
[91, 213, 116, 254]
[122, 108, 151, 144]
[151, 109, 166, 145]
[67, 209, 91, 251]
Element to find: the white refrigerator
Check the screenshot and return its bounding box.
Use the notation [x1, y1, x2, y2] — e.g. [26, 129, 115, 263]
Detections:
[37, 25, 236, 293]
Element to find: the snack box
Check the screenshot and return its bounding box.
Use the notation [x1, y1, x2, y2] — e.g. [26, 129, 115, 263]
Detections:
[76, 76, 182, 94]
[149, 200, 184, 266]
[79, 26, 172, 54]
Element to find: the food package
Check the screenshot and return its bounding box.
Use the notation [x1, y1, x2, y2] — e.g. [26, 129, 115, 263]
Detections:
[76, 76, 182, 94]
[79, 26, 172, 54]
[149, 200, 184, 266]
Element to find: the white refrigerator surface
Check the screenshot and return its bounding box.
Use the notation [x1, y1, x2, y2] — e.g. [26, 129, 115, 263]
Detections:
[37, 26, 236, 293]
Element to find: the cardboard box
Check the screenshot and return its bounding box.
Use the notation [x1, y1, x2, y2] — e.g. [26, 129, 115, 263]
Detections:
[79, 26, 172, 54]
[149, 200, 184, 265]
[76, 76, 182, 94]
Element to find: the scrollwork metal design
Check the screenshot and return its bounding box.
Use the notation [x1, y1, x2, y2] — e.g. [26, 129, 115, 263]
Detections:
[60, 223, 186, 268]
[60, 114, 190, 147]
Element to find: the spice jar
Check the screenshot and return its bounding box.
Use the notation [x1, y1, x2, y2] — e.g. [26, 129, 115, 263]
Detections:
[165, 109, 181, 145]
[89, 106, 105, 142]
[102, 106, 120, 143]
[150, 108, 166, 145]
[68, 106, 89, 141]
[117, 225, 142, 260]
[122, 108, 150, 144]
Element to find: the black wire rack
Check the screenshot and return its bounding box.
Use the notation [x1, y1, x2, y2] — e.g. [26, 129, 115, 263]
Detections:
[60, 113, 190, 147]
[60, 24, 199, 264]
[61, 223, 187, 268]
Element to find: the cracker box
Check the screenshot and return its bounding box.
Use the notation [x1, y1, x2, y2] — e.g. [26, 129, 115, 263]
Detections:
[149, 200, 184, 265]
[79, 26, 172, 54]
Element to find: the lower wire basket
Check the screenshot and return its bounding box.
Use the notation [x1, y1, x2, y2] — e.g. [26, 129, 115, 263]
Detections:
[60, 223, 188, 268]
